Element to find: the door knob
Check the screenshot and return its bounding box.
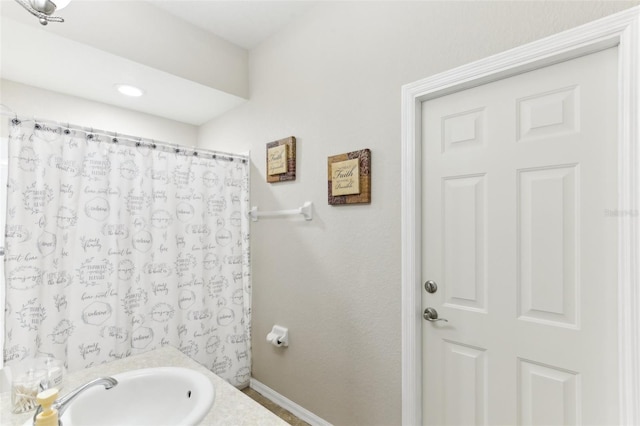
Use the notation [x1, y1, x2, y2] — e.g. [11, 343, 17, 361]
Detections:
[423, 307, 448, 322]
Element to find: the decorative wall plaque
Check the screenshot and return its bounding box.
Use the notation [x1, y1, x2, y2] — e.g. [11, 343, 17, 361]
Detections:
[267, 144, 287, 176]
[328, 149, 371, 205]
[266, 137, 296, 183]
[331, 158, 360, 196]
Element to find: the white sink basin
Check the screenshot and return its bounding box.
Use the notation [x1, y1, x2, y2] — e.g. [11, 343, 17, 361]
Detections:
[52, 367, 214, 426]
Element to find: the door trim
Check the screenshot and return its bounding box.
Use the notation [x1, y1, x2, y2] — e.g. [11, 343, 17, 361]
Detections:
[401, 6, 640, 425]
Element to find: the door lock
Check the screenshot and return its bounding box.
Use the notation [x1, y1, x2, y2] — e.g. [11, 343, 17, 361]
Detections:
[424, 280, 438, 293]
[423, 307, 448, 322]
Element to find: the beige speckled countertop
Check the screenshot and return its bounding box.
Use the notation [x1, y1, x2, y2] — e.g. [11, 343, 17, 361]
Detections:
[0, 346, 287, 426]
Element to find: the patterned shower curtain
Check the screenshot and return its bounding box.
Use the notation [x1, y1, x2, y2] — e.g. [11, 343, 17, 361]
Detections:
[3, 119, 252, 386]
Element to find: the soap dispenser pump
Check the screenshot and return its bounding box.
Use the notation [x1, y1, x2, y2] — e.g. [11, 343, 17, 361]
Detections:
[34, 388, 59, 426]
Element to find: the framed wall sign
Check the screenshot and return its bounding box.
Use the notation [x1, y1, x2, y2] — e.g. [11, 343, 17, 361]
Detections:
[266, 136, 296, 183]
[328, 148, 371, 205]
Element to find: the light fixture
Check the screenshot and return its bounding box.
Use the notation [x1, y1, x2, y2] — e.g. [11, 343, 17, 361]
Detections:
[115, 84, 145, 98]
[13, 0, 71, 25]
[53, 0, 71, 10]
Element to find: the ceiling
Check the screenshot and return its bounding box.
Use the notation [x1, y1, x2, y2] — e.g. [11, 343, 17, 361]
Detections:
[151, 1, 317, 50]
[0, 0, 318, 125]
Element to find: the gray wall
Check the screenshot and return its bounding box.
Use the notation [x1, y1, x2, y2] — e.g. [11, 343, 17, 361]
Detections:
[197, 2, 637, 425]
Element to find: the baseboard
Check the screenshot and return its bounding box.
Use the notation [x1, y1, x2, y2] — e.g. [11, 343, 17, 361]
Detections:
[249, 378, 333, 426]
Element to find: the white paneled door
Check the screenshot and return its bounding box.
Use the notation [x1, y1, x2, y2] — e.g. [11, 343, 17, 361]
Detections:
[421, 47, 619, 425]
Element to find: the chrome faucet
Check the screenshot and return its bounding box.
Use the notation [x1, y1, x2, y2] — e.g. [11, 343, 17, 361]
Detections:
[33, 377, 118, 425]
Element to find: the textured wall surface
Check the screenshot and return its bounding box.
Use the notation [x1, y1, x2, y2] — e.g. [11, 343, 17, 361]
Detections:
[197, 2, 637, 425]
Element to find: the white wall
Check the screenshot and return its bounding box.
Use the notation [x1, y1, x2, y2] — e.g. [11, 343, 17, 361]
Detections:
[197, 2, 638, 425]
[0, 79, 198, 145]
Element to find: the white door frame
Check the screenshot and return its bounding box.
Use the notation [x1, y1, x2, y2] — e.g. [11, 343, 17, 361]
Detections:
[401, 7, 640, 425]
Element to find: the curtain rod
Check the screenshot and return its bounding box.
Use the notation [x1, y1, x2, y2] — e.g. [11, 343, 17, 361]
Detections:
[1, 111, 249, 164]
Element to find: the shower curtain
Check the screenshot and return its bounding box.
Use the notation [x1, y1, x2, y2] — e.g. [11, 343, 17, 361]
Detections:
[3, 119, 252, 386]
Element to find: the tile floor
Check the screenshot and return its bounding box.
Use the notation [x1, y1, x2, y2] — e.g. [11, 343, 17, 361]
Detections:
[241, 387, 311, 426]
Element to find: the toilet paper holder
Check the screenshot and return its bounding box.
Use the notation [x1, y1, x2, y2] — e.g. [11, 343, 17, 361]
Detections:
[266, 325, 289, 347]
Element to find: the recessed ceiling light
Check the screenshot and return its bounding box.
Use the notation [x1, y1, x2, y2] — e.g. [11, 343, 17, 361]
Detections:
[115, 84, 145, 97]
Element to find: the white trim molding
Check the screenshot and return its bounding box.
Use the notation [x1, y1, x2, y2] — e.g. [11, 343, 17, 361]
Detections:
[401, 7, 640, 425]
[249, 378, 333, 426]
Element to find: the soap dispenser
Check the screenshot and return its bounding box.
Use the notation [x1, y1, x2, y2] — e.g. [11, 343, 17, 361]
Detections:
[34, 388, 59, 426]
